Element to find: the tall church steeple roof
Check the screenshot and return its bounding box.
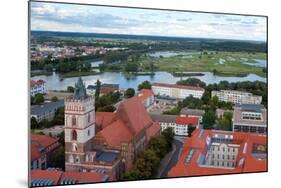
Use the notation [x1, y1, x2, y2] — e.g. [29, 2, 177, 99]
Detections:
[74, 77, 88, 100]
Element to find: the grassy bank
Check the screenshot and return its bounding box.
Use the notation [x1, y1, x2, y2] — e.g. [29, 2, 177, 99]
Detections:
[61, 71, 101, 78]
[137, 51, 267, 77]
[31, 71, 52, 77]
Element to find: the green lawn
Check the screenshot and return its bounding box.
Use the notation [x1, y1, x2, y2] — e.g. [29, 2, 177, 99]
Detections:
[137, 51, 267, 77]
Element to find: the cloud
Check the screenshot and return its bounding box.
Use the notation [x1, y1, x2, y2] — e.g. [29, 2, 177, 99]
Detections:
[30, 2, 267, 41]
[176, 18, 192, 22]
[225, 18, 241, 22]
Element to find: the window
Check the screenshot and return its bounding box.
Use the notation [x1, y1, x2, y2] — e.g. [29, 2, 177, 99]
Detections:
[72, 130, 77, 141]
[88, 113, 91, 123]
[88, 129, 90, 136]
[72, 116, 76, 127]
[75, 156, 80, 163]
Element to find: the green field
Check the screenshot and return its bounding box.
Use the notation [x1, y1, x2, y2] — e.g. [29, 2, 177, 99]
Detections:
[136, 51, 267, 77]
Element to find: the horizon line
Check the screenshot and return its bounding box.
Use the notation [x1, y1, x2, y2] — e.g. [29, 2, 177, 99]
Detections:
[31, 30, 267, 43]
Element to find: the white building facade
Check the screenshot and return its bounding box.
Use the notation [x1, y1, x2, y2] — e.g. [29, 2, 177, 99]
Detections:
[152, 83, 204, 99]
[31, 80, 46, 97]
[211, 90, 262, 104]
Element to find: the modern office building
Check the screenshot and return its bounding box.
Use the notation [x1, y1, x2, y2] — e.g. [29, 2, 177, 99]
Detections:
[232, 104, 267, 134]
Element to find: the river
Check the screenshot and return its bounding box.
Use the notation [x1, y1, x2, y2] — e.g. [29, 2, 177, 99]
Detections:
[31, 71, 266, 91]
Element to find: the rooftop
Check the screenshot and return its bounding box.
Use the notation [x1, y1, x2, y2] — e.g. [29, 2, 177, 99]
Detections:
[31, 100, 64, 116]
[176, 116, 199, 126]
[31, 170, 113, 186]
[152, 82, 205, 91]
[168, 129, 267, 177]
[180, 108, 205, 116]
[31, 134, 59, 161]
[150, 113, 176, 123]
[134, 89, 154, 101]
[74, 77, 88, 100]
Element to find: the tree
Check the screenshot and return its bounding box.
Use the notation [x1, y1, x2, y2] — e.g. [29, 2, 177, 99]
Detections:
[48, 147, 65, 170]
[97, 105, 116, 112]
[67, 86, 74, 93]
[31, 117, 38, 129]
[148, 136, 168, 158]
[52, 107, 65, 125]
[217, 112, 233, 131]
[51, 96, 58, 102]
[201, 90, 211, 104]
[122, 169, 141, 180]
[95, 79, 101, 98]
[125, 88, 135, 98]
[34, 93, 44, 104]
[125, 62, 138, 72]
[138, 81, 152, 91]
[176, 78, 206, 87]
[202, 110, 216, 129]
[188, 125, 196, 137]
[161, 127, 174, 149]
[213, 69, 218, 75]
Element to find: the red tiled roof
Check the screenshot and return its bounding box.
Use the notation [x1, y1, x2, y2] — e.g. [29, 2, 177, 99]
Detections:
[168, 129, 267, 177]
[152, 82, 204, 91]
[96, 119, 133, 148]
[116, 97, 153, 134]
[31, 170, 113, 185]
[31, 80, 45, 87]
[31, 134, 59, 161]
[96, 112, 115, 129]
[61, 171, 113, 183]
[95, 97, 157, 148]
[135, 89, 154, 101]
[31, 170, 63, 185]
[146, 122, 161, 140]
[176, 116, 199, 126]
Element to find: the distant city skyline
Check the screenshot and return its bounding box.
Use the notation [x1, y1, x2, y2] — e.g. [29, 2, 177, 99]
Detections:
[31, 2, 267, 42]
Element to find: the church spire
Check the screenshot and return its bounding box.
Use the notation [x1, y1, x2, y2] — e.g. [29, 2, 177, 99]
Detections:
[74, 77, 88, 100]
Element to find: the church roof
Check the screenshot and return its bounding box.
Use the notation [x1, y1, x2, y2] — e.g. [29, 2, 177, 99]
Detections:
[74, 77, 88, 100]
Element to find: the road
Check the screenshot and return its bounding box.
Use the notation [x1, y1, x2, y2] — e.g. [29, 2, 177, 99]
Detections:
[159, 137, 185, 178]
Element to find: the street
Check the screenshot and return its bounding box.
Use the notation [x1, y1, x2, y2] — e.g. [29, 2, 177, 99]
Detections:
[159, 136, 185, 178]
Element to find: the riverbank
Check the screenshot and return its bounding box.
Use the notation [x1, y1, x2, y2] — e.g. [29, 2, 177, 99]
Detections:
[60, 71, 101, 78]
[138, 51, 267, 78]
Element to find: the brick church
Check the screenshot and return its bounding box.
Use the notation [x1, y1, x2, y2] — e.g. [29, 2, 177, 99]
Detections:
[64, 77, 161, 179]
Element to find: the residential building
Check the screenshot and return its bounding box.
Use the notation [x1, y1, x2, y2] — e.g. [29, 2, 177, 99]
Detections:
[152, 82, 204, 99]
[168, 128, 267, 177]
[211, 90, 262, 104]
[134, 89, 155, 108]
[30, 170, 113, 187]
[31, 80, 46, 97]
[31, 134, 61, 170]
[31, 100, 64, 122]
[100, 84, 119, 94]
[232, 104, 267, 134]
[180, 108, 205, 123]
[150, 114, 199, 136]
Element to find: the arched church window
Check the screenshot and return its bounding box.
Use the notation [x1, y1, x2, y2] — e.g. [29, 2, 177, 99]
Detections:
[72, 116, 76, 127]
[72, 130, 77, 141]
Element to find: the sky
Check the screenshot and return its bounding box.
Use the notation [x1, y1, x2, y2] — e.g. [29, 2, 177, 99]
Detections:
[30, 2, 267, 41]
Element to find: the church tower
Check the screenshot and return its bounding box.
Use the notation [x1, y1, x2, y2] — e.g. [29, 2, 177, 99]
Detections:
[64, 77, 95, 172]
